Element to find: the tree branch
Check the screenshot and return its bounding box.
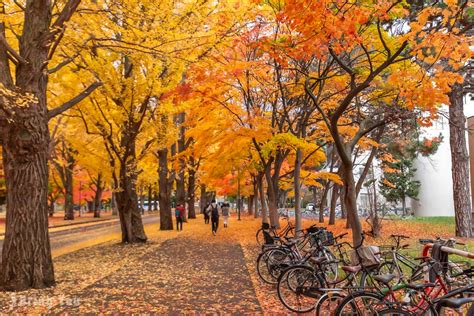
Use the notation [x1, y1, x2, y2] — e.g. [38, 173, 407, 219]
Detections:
[47, 82, 102, 119]
[0, 33, 27, 64]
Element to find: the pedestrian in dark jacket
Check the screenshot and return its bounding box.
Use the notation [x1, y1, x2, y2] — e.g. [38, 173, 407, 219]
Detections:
[175, 204, 185, 231]
[208, 199, 220, 235]
[203, 202, 210, 224]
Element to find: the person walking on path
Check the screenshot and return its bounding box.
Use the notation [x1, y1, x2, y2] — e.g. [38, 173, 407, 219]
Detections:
[203, 202, 210, 224]
[209, 199, 220, 235]
[175, 204, 185, 231]
[222, 202, 230, 228]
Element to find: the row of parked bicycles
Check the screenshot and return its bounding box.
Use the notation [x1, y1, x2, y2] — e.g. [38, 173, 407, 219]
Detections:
[255, 217, 474, 315]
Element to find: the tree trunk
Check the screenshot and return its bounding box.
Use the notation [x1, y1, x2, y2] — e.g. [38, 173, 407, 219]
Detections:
[158, 148, 173, 230]
[318, 185, 329, 223]
[187, 158, 196, 219]
[199, 184, 207, 213]
[93, 173, 103, 218]
[340, 186, 346, 219]
[63, 158, 75, 220]
[329, 185, 339, 225]
[0, 0, 57, 290]
[449, 83, 472, 237]
[248, 195, 254, 216]
[1, 118, 55, 290]
[175, 113, 186, 207]
[115, 134, 147, 243]
[257, 173, 268, 224]
[294, 148, 303, 233]
[341, 164, 363, 246]
[111, 191, 118, 215]
[264, 164, 279, 228]
[93, 187, 102, 218]
[253, 180, 259, 218]
[139, 191, 145, 215]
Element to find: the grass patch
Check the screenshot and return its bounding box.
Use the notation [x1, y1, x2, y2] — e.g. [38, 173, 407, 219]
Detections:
[408, 216, 455, 225]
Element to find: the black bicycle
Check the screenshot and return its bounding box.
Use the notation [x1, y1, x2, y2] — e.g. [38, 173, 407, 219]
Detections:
[255, 215, 294, 246]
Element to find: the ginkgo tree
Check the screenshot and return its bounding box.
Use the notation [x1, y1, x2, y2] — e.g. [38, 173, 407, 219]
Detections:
[0, 0, 101, 291]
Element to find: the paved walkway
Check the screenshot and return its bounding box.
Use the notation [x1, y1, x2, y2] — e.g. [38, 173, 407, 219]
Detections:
[53, 237, 262, 314]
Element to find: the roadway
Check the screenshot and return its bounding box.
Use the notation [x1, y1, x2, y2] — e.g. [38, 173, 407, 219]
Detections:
[0, 214, 161, 258]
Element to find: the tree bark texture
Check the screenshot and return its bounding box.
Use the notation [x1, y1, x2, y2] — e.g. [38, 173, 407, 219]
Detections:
[158, 148, 173, 230]
[329, 185, 339, 225]
[93, 173, 103, 218]
[53, 142, 75, 220]
[294, 148, 303, 233]
[199, 184, 207, 213]
[257, 173, 269, 224]
[187, 157, 196, 219]
[115, 134, 147, 243]
[0, 0, 59, 290]
[318, 185, 329, 223]
[175, 113, 186, 207]
[248, 195, 254, 216]
[264, 163, 280, 228]
[449, 83, 472, 237]
[63, 164, 74, 220]
[254, 183, 259, 219]
[341, 163, 363, 246]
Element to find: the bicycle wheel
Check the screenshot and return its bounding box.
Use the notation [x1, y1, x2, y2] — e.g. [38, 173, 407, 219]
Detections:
[359, 266, 380, 289]
[334, 291, 385, 316]
[277, 265, 321, 313]
[256, 251, 274, 284]
[438, 301, 474, 316]
[315, 291, 345, 316]
[322, 250, 339, 283]
[257, 248, 292, 284]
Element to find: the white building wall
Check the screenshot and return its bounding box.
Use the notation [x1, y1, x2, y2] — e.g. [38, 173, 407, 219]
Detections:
[413, 96, 474, 217]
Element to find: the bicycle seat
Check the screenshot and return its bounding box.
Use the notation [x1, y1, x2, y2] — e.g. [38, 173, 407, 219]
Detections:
[284, 239, 298, 247]
[309, 256, 327, 265]
[406, 282, 436, 290]
[438, 297, 474, 309]
[342, 265, 361, 273]
[373, 274, 396, 285]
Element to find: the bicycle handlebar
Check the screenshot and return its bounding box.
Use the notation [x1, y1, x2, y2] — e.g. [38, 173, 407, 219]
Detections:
[336, 232, 348, 239]
[390, 234, 409, 239]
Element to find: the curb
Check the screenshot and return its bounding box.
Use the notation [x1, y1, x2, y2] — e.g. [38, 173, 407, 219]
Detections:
[49, 219, 121, 238]
[0, 212, 159, 239]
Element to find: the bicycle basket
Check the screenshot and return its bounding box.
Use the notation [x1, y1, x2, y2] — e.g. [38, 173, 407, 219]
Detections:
[350, 246, 381, 267]
[262, 222, 270, 230]
[306, 225, 321, 234]
[378, 245, 394, 260]
[309, 229, 326, 247]
[323, 231, 335, 246]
